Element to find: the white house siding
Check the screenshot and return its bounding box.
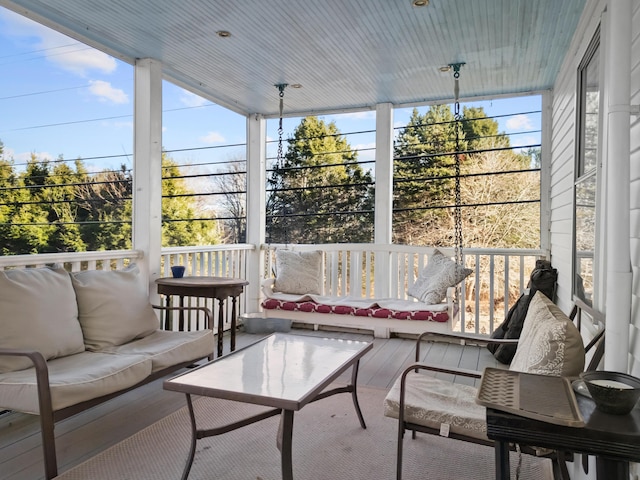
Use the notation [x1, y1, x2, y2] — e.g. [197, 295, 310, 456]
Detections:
[549, 0, 606, 315]
[551, 0, 639, 478]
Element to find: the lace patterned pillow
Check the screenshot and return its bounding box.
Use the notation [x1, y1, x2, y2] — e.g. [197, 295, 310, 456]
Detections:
[273, 250, 323, 295]
[407, 249, 472, 305]
[510, 291, 585, 376]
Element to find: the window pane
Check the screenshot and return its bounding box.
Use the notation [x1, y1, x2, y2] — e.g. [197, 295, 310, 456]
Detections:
[575, 174, 596, 304]
[582, 46, 600, 174]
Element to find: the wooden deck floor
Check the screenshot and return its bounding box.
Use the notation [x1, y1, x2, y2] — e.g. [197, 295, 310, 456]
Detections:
[0, 328, 504, 480]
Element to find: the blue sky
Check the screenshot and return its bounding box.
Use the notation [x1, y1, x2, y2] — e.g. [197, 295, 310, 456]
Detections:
[0, 7, 541, 177]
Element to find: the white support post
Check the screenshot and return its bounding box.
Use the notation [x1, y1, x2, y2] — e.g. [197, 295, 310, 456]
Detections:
[374, 103, 394, 297]
[539, 91, 552, 257]
[133, 58, 163, 298]
[245, 114, 267, 313]
[604, 0, 632, 372]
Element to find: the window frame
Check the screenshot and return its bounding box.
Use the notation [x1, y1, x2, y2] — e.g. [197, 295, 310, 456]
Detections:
[572, 27, 602, 309]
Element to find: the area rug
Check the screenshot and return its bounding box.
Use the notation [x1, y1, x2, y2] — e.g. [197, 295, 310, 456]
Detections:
[55, 386, 553, 480]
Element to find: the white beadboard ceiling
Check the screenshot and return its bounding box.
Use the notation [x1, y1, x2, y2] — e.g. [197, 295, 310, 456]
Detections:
[1, 0, 586, 117]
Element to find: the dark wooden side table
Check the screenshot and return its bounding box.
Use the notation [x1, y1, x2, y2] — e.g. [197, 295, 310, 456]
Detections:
[478, 368, 640, 480]
[155, 276, 249, 357]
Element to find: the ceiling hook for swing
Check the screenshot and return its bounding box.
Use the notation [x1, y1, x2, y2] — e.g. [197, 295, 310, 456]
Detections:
[275, 83, 288, 117]
[448, 62, 465, 110]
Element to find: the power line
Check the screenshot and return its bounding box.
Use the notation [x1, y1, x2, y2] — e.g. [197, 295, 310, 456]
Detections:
[0, 84, 91, 100]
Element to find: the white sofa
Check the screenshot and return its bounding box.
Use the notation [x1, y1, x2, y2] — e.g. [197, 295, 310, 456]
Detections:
[0, 265, 214, 479]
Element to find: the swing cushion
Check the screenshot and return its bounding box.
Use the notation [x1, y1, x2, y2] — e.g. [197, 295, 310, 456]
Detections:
[408, 249, 472, 304]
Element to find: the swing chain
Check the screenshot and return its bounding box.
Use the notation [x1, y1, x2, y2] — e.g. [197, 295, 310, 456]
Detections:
[451, 64, 464, 266]
[274, 83, 288, 243]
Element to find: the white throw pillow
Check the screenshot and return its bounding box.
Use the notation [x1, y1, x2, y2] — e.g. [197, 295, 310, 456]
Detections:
[273, 250, 323, 295]
[510, 291, 585, 377]
[407, 249, 473, 304]
[70, 264, 159, 351]
[0, 267, 85, 373]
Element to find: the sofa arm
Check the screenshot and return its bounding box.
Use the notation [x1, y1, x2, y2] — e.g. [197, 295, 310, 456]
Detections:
[152, 305, 213, 330]
[0, 348, 58, 478]
[414, 331, 519, 362]
[0, 348, 52, 407]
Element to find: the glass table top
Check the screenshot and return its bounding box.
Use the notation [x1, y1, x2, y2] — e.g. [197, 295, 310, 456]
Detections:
[164, 333, 372, 409]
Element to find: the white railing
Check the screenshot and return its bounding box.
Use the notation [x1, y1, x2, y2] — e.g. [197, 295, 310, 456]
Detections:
[262, 243, 547, 334]
[0, 243, 547, 336]
[0, 250, 143, 271]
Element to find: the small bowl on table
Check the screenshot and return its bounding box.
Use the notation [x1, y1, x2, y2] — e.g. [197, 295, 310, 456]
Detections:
[579, 371, 640, 415]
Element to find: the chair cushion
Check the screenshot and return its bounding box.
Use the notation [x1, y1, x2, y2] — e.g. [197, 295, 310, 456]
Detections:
[273, 249, 323, 295]
[384, 372, 488, 441]
[0, 352, 152, 414]
[98, 329, 214, 372]
[70, 264, 159, 350]
[510, 291, 585, 376]
[0, 267, 85, 373]
[407, 249, 473, 304]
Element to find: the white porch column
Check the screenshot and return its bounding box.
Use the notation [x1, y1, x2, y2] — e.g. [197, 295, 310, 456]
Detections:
[245, 114, 267, 312]
[539, 91, 552, 257]
[374, 103, 394, 297]
[604, 0, 632, 371]
[133, 58, 163, 297]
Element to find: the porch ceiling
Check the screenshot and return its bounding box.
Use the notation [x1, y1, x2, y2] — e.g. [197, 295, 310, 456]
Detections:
[1, 0, 586, 117]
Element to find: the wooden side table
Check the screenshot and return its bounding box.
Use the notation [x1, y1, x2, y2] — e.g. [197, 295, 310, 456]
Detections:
[478, 368, 640, 480]
[155, 276, 249, 357]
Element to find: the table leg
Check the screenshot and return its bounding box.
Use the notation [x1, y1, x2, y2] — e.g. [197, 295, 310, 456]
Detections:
[278, 409, 295, 480]
[350, 360, 367, 429]
[181, 394, 198, 480]
[494, 440, 510, 480]
[164, 294, 172, 330]
[217, 298, 224, 357]
[230, 295, 238, 352]
[179, 295, 185, 331]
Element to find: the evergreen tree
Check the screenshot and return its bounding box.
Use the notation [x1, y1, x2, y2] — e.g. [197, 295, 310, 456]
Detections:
[0, 145, 220, 254]
[266, 116, 373, 243]
[393, 106, 462, 244]
[161, 154, 221, 247]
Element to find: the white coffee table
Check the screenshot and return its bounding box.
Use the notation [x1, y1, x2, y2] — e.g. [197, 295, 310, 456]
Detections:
[163, 333, 373, 480]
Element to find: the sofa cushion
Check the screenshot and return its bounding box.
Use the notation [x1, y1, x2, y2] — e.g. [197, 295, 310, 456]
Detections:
[98, 329, 214, 372]
[408, 249, 473, 304]
[0, 267, 85, 373]
[510, 291, 585, 376]
[384, 372, 487, 441]
[70, 265, 159, 351]
[0, 351, 152, 414]
[273, 249, 323, 295]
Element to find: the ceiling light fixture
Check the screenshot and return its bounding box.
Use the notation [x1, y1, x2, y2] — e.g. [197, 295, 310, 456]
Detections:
[291, 84, 303, 89]
[216, 30, 231, 38]
[412, 0, 429, 7]
[439, 65, 451, 72]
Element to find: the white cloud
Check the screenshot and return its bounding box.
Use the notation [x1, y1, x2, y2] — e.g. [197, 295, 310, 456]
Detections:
[88, 80, 128, 104]
[1, 9, 116, 76]
[180, 91, 209, 108]
[51, 47, 116, 76]
[4, 148, 53, 164]
[505, 114, 533, 131]
[200, 131, 225, 144]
